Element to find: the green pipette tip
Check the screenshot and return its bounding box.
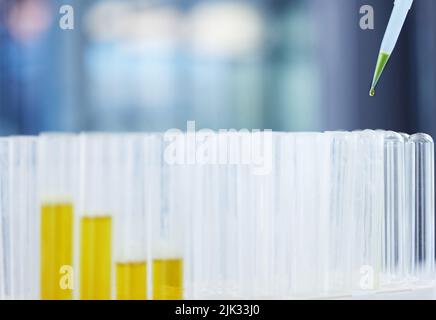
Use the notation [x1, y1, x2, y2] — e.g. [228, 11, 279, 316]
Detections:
[369, 51, 390, 97]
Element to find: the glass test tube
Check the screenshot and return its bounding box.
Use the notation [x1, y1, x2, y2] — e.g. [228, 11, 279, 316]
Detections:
[114, 135, 147, 300]
[78, 134, 115, 300]
[234, 132, 255, 299]
[188, 140, 219, 298]
[323, 132, 356, 296]
[218, 132, 242, 299]
[188, 131, 244, 299]
[38, 134, 77, 300]
[401, 133, 414, 284]
[0, 139, 9, 299]
[382, 132, 407, 286]
[272, 133, 294, 298]
[351, 131, 384, 293]
[409, 134, 435, 283]
[152, 134, 185, 300]
[8, 137, 39, 299]
[250, 131, 275, 298]
[291, 133, 328, 298]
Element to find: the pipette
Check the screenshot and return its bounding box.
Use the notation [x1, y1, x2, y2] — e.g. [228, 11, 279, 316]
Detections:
[369, 0, 414, 96]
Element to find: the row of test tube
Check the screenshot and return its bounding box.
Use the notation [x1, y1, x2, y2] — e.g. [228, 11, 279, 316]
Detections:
[0, 134, 183, 300]
[0, 130, 434, 300]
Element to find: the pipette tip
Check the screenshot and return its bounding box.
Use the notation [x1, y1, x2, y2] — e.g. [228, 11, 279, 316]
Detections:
[369, 52, 390, 97]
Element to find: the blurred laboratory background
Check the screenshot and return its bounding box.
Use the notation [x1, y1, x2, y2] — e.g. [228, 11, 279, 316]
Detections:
[0, 0, 435, 136]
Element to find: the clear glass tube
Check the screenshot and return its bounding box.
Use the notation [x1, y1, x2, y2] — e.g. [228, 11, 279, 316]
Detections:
[114, 134, 148, 300]
[184, 155, 207, 299]
[409, 133, 435, 283]
[0, 138, 10, 299]
[234, 133, 253, 298]
[351, 130, 384, 293]
[188, 138, 220, 298]
[250, 132, 275, 298]
[290, 133, 328, 297]
[78, 134, 116, 300]
[382, 131, 407, 286]
[272, 133, 294, 298]
[38, 133, 78, 300]
[323, 132, 356, 296]
[8, 137, 39, 299]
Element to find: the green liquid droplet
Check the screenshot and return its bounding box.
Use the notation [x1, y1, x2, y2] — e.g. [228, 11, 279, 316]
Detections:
[370, 51, 390, 95]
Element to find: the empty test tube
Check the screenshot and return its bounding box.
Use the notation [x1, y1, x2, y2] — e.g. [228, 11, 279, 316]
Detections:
[272, 133, 294, 298]
[382, 132, 407, 286]
[323, 132, 356, 296]
[189, 150, 225, 298]
[249, 132, 276, 298]
[8, 137, 39, 299]
[0, 139, 9, 299]
[38, 134, 77, 300]
[291, 133, 328, 297]
[350, 131, 384, 293]
[409, 134, 435, 283]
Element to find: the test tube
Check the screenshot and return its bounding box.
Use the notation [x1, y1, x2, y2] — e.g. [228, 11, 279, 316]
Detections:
[382, 132, 407, 287]
[408, 134, 435, 283]
[250, 131, 275, 298]
[152, 133, 186, 300]
[323, 132, 356, 296]
[291, 133, 328, 298]
[184, 150, 207, 299]
[0, 138, 9, 299]
[350, 131, 384, 293]
[222, 130, 264, 298]
[8, 137, 39, 299]
[78, 134, 115, 300]
[187, 131, 223, 298]
[272, 133, 294, 298]
[38, 134, 77, 300]
[229, 130, 264, 299]
[114, 134, 147, 300]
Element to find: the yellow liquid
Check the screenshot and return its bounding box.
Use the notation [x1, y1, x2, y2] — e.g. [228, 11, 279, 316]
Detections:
[152, 258, 183, 300]
[116, 262, 147, 300]
[40, 203, 74, 300]
[80, 216, 112, 300]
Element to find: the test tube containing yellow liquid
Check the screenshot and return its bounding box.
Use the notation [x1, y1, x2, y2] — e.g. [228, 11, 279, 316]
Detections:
[78, 134, 116, 300]
[151, 134, 185, 300]
[38, 134, 78, 300]
[114, 135, 148, 300]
